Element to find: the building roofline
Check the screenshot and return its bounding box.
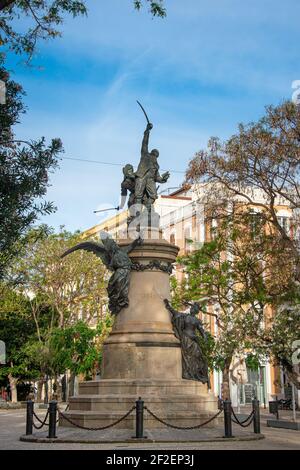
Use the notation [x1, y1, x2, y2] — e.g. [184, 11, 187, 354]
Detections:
[169, 185, 191, 196]
[160, 195, 192, 201]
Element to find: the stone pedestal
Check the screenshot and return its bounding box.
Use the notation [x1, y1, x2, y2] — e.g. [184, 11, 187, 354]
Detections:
[102, 233, 181, 381]
[61, 231, 219, 429]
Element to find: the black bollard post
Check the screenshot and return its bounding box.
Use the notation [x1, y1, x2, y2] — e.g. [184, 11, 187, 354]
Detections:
[48, 400, 57, 439]
[135, 397, 145, 439]
[26, 400, 34, 435]
[223, 400, 233, 438]
[252, 399, 261, 434]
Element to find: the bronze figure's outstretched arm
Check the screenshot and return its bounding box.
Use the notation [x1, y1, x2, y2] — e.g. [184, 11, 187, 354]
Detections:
[155, 171, 170, 183]
[141, 122, 153, 155]
[196, 321, 207, 340]
[164, 298, 178, 316]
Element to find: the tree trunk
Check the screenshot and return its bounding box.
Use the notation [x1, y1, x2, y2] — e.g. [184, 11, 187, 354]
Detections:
[53, 375, 62, 401]
[61, 373, 67, 402]
[92, 361, 100, 380]
[44, 376, 49, 404]
[68, 372, 76, 398]
[36, 379, 44, 402]
[8, 373, 17, 402]
[222, 357, 232, 400]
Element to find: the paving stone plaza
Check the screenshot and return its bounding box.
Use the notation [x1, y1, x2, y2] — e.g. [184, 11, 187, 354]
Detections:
[0, 406, 299, 450]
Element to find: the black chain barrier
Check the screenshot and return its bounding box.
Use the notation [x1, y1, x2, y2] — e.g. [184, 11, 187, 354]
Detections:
[56, 404, 69, 423]
[144, 406, 223, 430]
[33, 403, 70, 428]
[25, 397, 261, 439]
[32, 410, 49, 430]
[57, 405, 136, 431]
[222, 399, 261, 437]
[231, 407, 254, 427]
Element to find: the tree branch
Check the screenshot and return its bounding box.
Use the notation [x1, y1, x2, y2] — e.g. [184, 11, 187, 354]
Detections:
[23, 0, 52, 33]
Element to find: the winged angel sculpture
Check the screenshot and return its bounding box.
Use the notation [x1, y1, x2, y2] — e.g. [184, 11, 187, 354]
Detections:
[61, 233, 142, 315]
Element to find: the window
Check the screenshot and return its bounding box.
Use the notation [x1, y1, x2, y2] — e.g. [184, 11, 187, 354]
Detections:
[210, 218, 218, 240]
[170, 232, 175, 245]
[170, 211, 176, 225]
[278, 216, 290, 235]
[184, 226, 192, 253]
[249, 211, 262, 238]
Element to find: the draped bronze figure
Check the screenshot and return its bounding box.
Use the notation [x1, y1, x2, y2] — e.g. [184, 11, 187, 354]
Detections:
[164, 299, 209, 385]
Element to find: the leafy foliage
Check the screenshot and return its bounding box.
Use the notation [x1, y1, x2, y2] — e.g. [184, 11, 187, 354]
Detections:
[0, 226, 110, 390]
[185, 101, 300, 389]
[186, 101, 300, 277]
[265, 303, 300, 386]
[50, 316, 113, 379]
[0, 0, 87, 60]
[0, 0, 166, 61]
[0, 64, 63, 278]
[173, 210, 300, 393]
[7, 226, 109, 329]
[0, 284, 40, 383]
[134, 0, 166, 17]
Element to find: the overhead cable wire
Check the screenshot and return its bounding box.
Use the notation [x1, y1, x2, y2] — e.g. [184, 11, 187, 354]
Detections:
[60, 156, 186, 174]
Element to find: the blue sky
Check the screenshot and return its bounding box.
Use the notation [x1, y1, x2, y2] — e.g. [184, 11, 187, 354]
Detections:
[6, 0, 300, 232]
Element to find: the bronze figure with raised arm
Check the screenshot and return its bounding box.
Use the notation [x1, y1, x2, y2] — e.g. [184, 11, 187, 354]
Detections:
[134, 122, 170, 210]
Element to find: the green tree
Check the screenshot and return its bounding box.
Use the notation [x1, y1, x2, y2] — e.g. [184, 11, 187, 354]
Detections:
[50, 316, 112, 397]
[0, 65, 63, 279]
[8, 226, 109, 328]
[185, 100, 300, 393]
[0, 284, 39, 401]
[263, 303, 300, 390]
[2, 226, 110, 400]
[186, 101, 300, 279]
[174, 210, 300, 397]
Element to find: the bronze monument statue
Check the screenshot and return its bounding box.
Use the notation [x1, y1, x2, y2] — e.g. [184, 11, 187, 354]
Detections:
[61, 232, 142, 315]
[134, 121, 170, 210]
[119, 102, 170, 227]
[164, 299, 209, 385]
[59, 103, 220, 430]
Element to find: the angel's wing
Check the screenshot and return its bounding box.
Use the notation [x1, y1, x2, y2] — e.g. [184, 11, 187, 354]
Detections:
[61, 241, 111, 267]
